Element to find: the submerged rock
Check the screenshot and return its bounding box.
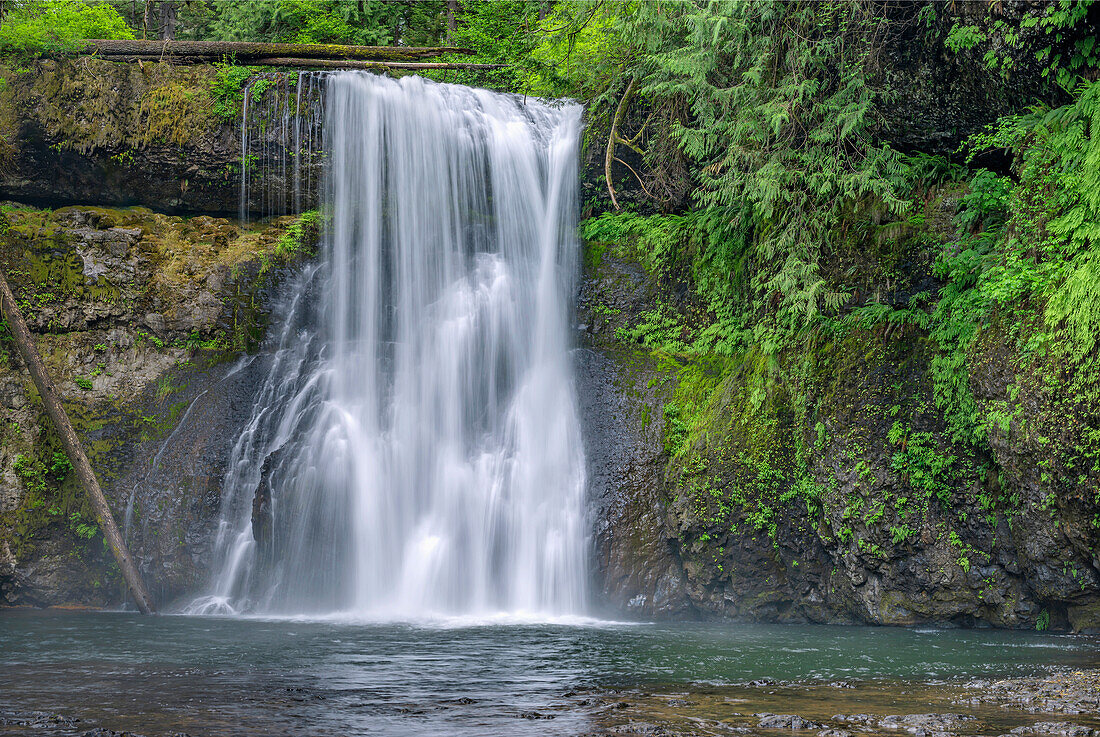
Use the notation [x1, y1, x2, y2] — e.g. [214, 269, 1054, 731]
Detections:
[755, 713, 824, 730]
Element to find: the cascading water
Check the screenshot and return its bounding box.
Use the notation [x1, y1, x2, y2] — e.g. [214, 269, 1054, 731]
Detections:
[188, 72, 587, 618]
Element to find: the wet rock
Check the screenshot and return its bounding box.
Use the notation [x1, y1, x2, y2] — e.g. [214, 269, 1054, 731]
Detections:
[818, 731, 854, 737]
[833, 714, 878, 725]
[143, 313, 166, 335]
[0, 205, 315, 608]
[879, 713, 977, 734]
[0, 60, 301, 216]
[755, 713, 824, 729]
[251, 454, 276, 551]
[606, 724, 673, 736]
[0, 711, 80, 728]
[518, 710, 555, 720]
[968, 671, 1100, 715]
[1005, 723, 1100, 736]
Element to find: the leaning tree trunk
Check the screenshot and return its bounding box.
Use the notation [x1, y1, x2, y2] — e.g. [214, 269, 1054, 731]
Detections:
[0, 271, 156, 615]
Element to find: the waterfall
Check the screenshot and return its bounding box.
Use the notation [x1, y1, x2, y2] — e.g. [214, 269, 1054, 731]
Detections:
[188, 72, 587, 618]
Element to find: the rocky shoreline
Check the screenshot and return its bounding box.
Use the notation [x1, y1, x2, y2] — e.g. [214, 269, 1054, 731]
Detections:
[584, 669, 1100, 737]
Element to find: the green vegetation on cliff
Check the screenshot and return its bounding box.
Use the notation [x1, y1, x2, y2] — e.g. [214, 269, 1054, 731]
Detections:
[570, 0, 1100, 627]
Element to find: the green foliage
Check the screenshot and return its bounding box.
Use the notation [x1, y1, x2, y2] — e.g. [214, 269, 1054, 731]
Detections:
[928, 81, 1100, 449]
[580, 211, 696, 275]
[186, 0, 443, 47]
[68, 511, 98, 540]
[944, 23, 986, 54]
[210, 62, 254, 123]
[943, 1, 1100, 90]
[274, 209, 321, 259]
[581, 210, 754, 355]
[955, 170, 1012, 233]
[13, 454, 47, 496]
[0, 0, 134, 55]
[620, 0, 908, 346]
[271, 0, 442, 46]
[661, 355, 734, 458]
[618, 305, 691, 354]
[439, 1, 542, 91]
[1036, 608, 1051, 631]
[888, 422, 958, 510]
[74, 376, 93, 390]
[521, 1, 629, 99]
[50, 452, 72, 482]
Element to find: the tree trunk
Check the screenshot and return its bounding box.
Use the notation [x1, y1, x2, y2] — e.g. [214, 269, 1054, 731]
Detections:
[142, 0, 153, 40]
[605, 76, 638, 211]
[0, 271, 156, 615]
[158, 0, 178, 41]
[64, 39, 474, 61]
[445, 0, 458, 45]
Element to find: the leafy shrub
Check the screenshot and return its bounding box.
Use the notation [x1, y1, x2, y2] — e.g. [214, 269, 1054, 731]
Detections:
[210, 62, 254, 123]
[955, 169, 1012, 233]
[275, 209, 322, 259]
[0, 0, 134, 55]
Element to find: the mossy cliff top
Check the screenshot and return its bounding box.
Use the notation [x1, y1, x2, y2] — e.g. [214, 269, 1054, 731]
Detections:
[0, 58, 222, 155]
[0, 59, 273, 215]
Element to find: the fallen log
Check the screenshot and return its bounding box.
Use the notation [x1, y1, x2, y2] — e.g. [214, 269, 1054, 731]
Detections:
[86, 55, 505, 71]
[248, 58, 507, 71]
[71, 39, 475, 61]
[0, 269, 156, 615]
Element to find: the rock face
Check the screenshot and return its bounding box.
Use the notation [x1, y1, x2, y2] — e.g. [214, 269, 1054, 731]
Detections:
[573, 3, 1100, 631]
[0, 59, 314, 217]
[0, 205, 313, 607]
[577, 208, 1100, 631]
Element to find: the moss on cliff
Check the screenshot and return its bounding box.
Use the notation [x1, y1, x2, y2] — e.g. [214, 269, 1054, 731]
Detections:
[0, 59, 220, 155]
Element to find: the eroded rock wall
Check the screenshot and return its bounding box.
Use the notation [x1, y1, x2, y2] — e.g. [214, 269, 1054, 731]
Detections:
[0, 204, 312, 607]
[578, 193, 1100, 632]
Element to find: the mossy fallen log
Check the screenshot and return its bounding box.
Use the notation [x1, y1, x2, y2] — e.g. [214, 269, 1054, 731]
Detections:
[85, 54, 506, 71]
[69, 39, 476, 61]
[248, 58, 507, 71]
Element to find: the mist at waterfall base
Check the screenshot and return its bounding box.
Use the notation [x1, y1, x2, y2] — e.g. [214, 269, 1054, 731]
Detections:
[188, 73, 587, 619]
